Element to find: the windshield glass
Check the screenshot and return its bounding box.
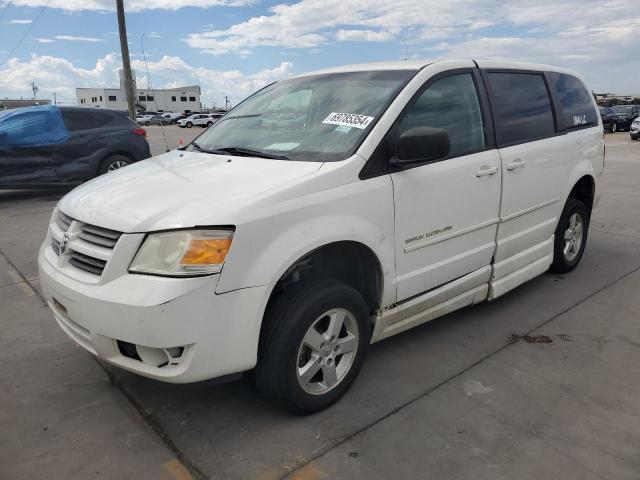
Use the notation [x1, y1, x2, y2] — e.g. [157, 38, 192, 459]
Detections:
[189, 70, 416, 161]
[612, 105, 631, 113]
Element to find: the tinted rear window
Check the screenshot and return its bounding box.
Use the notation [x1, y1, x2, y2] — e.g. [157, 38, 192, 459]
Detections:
[488, 72, 555, 146]
[62, 110, 131, 131]
[548, 72, 597, 129]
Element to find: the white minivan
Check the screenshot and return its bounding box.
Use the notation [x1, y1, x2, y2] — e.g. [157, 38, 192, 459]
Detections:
[39, 60, 604, 413]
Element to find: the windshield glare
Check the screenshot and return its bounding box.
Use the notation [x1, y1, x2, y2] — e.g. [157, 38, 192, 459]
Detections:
[190, 70, 416, 161]
[612, 105, 632, 113]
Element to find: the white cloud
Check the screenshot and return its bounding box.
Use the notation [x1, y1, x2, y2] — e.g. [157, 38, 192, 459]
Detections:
[0, 53, 293, 107]
[35, 38, 54, 43]
[0, 0, 252, 12]
[131, 55, 294, 105]
[53, 35, 104, 42]
[5, 19, 33, 24]
[182, 0, 640, 92]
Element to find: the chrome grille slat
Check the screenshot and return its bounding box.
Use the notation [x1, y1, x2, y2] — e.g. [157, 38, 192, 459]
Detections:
[80, 224, 122, 240]
[69, 251, 107, 275]
[78, 231, 118, 248]
[56, 211, 72, 231]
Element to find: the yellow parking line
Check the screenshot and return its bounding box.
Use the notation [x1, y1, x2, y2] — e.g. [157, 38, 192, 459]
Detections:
[163, 458, 193, 480]
[290, 463, 325, 480]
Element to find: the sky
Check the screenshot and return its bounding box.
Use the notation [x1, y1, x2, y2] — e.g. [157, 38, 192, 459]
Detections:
[0, 0, 638, 107]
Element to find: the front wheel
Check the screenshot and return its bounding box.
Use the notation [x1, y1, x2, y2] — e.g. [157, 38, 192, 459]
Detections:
[186, 121, 193, 128]
[550, 198, 589, 273]
[255, 280, 371, 414]
[610, 123, 617, 133]
[206, 121, 213, 127]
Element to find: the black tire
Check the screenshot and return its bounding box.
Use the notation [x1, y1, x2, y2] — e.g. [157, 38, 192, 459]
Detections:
[144, 121, 150, 126]
[98, 154, 131, 175]
[610, 123, 617, 133]
[550, 198, 589, 273]
[206, 121, 213, 127]
[255, 279, 371, 414]
[186, 121, 193, 128]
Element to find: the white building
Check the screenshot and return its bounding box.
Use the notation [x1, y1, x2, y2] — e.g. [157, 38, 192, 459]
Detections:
[76, 70, 201, 114]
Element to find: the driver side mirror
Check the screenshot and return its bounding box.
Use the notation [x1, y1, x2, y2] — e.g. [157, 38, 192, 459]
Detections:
[393, 127, 450, 166]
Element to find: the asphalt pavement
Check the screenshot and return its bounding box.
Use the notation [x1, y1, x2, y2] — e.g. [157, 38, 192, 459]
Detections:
[1, 132, 639, 480]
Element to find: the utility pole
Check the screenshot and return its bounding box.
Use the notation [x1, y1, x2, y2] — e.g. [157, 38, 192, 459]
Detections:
[53, 92, 57, 105]
[116, 0, 137, 120]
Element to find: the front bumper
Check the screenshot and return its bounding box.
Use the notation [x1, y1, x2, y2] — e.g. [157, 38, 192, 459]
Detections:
[38, 241, 269, 383]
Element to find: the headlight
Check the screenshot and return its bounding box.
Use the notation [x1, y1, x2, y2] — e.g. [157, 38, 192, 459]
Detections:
[129, 229, 233, 276]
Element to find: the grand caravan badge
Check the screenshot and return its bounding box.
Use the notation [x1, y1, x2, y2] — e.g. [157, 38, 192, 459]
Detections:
[322, 112, 374, 130]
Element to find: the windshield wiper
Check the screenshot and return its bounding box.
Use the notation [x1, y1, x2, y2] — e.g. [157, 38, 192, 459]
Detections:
[212, 146, 291, 160]
[191, 141, 223, 154]
[191, 142, 291, 160]
[220, 114, 263, 121]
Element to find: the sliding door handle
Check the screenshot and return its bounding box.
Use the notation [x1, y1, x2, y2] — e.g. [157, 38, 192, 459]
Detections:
[506, 159, 527, 171]
[476, 165, 499, 177]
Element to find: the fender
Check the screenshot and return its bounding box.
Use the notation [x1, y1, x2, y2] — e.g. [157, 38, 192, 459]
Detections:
[215, 172, 397, 310]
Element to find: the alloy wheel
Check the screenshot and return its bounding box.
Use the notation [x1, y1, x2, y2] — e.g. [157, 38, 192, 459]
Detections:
[296, 308, 359, 395]
[563, 212, 584, 262]
[107, 160, 129, 171]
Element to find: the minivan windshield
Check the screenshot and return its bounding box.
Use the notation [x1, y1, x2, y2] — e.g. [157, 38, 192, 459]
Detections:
[188, 70, 416, 162]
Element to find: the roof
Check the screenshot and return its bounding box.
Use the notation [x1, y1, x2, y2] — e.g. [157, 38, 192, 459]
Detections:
[0, 99, 51, 109]
[293, 59, 582, 80]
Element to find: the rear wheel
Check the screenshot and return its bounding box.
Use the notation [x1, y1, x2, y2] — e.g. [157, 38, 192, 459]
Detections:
[207, 121, 213, 127]
[98, 155, 131, 175]
[551, 198, 589, 273]
[610, 123, 617, 133]
[144, 121, 150, 126]
[255, 279, 371, 414]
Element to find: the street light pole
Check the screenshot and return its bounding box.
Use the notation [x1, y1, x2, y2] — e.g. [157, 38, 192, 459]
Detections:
[116, 0, 137, 120]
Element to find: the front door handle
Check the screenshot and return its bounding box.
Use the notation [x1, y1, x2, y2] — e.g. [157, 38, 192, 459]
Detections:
[506, 159, 527, 171]
[476, 165, 499, 177]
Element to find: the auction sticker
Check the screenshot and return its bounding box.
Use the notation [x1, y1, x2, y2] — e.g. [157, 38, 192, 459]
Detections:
[322, 112, 374, 130]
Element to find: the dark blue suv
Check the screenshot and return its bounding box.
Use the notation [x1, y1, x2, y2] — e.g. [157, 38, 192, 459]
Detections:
[0, 106, 151, 188]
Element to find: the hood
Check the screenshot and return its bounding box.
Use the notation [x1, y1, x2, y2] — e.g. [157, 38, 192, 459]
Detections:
[59, 149, 323, 232]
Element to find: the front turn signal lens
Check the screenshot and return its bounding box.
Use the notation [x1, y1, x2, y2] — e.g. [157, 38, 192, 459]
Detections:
[129, 229, 234, 277]
[181, 238, 232, 266]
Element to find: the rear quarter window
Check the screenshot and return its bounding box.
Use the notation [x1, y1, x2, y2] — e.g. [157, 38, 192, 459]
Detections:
[548, 72, 597, 130]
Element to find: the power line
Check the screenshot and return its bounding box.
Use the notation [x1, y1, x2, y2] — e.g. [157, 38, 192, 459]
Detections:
[1, 0, 50, 66]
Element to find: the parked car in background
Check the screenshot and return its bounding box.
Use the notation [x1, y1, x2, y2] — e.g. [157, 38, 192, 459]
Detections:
[177, 113, 217, 128]
[599, 107, 618, 132]
[0, 106, 150, 187]
[612, 105, 640, 131]
[161, 112, 184, 124]
[39, 60, 603, 414]
[631, 116, 640, 140]
[137, 114, 168, 126]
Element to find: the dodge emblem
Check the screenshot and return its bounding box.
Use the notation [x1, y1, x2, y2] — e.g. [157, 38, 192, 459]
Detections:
[59, 233, 70, 255]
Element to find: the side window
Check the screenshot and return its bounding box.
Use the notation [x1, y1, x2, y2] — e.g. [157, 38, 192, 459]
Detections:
[548, 72, 597, 129]
[487, 72, 555, 146]
[397, 73, 485, 157]
[62, 111, 107, 131]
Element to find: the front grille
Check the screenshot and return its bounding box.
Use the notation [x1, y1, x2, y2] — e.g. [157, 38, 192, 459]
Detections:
[78, 223, 122, 248]
[50, 210, 122, 277]
[69, 250, 108, 275]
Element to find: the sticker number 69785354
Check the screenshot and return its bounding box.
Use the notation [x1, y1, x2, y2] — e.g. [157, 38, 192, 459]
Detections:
[322, 112, 374, 130]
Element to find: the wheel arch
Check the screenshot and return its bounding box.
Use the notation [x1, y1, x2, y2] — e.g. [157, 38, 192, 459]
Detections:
[265, 240, 384, 316]
[567, 174, 595, 215]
